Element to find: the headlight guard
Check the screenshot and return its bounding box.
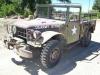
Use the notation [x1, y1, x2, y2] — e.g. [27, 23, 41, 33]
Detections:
[12, 25, 17, 34]
[33, 30, 41, 39]
[7, 25, 13, 34]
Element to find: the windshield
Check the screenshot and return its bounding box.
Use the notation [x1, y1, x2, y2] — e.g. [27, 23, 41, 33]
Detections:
[37, 6, 67, 21]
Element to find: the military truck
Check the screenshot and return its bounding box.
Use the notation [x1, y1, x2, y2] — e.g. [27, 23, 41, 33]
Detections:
[4, 4, 96, 68]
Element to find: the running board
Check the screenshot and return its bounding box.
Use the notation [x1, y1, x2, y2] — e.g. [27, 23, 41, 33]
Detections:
[67, 41, 80, 50]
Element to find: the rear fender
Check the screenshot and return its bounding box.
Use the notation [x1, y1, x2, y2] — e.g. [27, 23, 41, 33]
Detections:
[89, 20, 96, 33]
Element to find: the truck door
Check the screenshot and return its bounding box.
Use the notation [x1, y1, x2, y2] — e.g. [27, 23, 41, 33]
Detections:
[67, 19, 80, 44]
[66, 7, 81, 44]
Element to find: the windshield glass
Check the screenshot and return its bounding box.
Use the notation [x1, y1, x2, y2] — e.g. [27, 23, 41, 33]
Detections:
[37, 6, 67, 21]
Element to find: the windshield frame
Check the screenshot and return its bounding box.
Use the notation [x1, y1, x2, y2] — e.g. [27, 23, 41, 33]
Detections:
[36, 4, 81, 21]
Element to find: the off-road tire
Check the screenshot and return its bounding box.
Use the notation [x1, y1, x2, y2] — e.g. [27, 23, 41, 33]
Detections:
[80, 30, 91, 47]
[40, 40, 62, 68]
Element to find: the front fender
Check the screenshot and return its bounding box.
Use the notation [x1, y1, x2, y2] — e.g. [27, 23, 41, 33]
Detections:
[41, 31, 62, 44]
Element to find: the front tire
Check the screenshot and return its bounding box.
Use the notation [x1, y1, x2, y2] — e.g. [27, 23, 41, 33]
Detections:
[40, 40, 62, 68]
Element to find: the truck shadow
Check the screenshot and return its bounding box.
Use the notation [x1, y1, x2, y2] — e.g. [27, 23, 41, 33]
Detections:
[22, 41, 100, 75]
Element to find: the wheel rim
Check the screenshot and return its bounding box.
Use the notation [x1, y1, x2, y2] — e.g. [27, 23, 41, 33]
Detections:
[50, 48, 60, 63]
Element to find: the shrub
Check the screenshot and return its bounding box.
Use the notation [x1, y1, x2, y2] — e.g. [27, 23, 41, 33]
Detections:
[0, 4, 16, 17]
[97, 12, 100, 18]
[23, 8, 33, 17]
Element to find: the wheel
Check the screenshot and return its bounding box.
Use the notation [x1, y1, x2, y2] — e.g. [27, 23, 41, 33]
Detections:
[40, 40, 62, 68]
[80, 31, 91, 47]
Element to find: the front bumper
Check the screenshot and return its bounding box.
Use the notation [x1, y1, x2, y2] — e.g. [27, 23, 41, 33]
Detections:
[15, 45, 33, 58]
[4, 37, 33, 58]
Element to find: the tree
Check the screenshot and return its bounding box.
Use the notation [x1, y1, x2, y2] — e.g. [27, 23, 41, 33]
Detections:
[20, 0, 51, 16]
[4, 0, 12, 4]
[0, 0, 52, 17]
[0, 4, 16, 16]
[20, 0, 35, 15]
[0, 0, 17, 17]
[0, 0, 4, 8]
[36, 0, 51, 4]
[93, 0, 100, 12]
[58, 0, 71, 3]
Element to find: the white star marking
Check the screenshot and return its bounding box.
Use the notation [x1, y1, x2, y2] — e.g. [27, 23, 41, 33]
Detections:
[71, 25, 77, 35]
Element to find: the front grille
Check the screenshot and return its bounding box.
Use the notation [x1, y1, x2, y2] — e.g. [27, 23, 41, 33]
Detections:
[15, 27, 27, 39]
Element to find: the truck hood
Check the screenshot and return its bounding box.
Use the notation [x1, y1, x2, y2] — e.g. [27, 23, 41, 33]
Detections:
[13, 18, 65, 29]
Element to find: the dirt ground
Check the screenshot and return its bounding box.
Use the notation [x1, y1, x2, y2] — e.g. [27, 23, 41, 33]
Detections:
[0, 19, 100, 75]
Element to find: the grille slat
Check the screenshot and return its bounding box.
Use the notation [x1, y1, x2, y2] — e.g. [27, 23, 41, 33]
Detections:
[15, 27, 27, 39]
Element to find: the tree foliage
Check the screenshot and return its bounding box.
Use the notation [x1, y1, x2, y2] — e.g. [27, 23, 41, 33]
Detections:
[93, 0, 100, 12]
[58, 0, 71, 3]
[20, 0, 51, 15]
[36, 0, 51, 4]
[0, 4, 16, 16]
[0, 0, 52, 17]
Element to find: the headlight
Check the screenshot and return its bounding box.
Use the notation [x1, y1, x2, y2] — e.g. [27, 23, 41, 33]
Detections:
[7, 25, 12, 34]
[12, 26, 16, 34]
[33, 30, 41, 39]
